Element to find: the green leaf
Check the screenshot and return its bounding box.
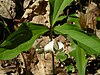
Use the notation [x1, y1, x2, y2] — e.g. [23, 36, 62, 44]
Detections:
[49, 0, 73, 26]
[54, 24, 100, 55]
[96, 17, 100, 21]
[54, 23, 81, 34]
[56, 52, 67, 62]
[0, 23, 49, 60]
[67, 17, 80, 25]
[67, 14, 80, 27]
[69, 13, 78, 17]
[67, 17, 79, 22]
[53, 0, 73, 25]
[0, 23, 32, 49]
[48, 0, 55, 24]
[70, 45, 87, 75]
[66, 64, 75, 72]
[57, 15, 66, 21]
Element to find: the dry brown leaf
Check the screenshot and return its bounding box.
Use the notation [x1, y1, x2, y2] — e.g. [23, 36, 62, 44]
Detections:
[0, 0, 16, 19]
[32, 53, 53, 75]
[79, 12, 86, 30]
[80, 2, 100, 33]
[31, 15, 46, 24]
[20, 0, 49, 27]
[0, 68, 15, 74]
[86, 2, 100, 32]
[22, 9, 33, 18]
[23, 0, 35, 9]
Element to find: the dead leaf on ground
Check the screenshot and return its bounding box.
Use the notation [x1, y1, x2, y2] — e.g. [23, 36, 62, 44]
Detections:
[0, 0, 16, 19]
[79, 2, 100, 33]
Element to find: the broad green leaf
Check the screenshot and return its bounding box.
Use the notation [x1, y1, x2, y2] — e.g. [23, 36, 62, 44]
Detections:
[48, 0, 55, 24]
[56, 52, 67, 62]
[77, 35, 100, 54]
[70, 45, 87, 75]
[90, 34, 100, 43]
[67, 17, 80, 24]
[0, 23, 49, 60]
[48, 0, 55, 9]
[0, 23, 32, 49]
[67, 17, 80, 27]
[67, 17, 79, 22]
[52, 0, 73, 25]
[67, 14, 80, 27]
[69, 13, 78, 17]
[57, 15, 66, 21]
[54, 24, 100, 55]
[54, 24, 81, 34]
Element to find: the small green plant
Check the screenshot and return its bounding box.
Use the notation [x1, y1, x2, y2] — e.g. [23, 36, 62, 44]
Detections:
[66, 64, 75, 73]
[0, 0, 100, 75]
[56, 52, 67, 62]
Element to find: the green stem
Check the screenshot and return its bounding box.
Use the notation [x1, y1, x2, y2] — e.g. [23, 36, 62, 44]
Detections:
[50, 25, 55, 75]
[50, 26, 53, 41]
[51, 51, 55, 75]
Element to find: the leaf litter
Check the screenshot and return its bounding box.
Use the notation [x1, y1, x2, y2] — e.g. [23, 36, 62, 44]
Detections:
[0, 0, 100, 75]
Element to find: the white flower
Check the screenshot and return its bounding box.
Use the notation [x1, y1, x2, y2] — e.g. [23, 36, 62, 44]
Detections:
[44, 40, 54, 53]
[58, 42, 64, 50]
[44, 40, 64, 53]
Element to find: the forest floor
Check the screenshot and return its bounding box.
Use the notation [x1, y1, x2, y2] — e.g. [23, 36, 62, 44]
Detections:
[0, 0, 100, 75]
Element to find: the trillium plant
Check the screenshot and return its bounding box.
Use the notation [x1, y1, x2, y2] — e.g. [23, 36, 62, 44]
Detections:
[0, 0, 100, 75]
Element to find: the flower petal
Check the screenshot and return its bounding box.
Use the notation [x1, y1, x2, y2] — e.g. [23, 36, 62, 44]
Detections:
[58, 42, 64, 50]
[44, 40, 54, 52]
